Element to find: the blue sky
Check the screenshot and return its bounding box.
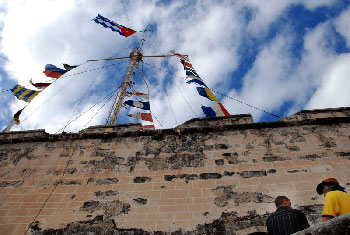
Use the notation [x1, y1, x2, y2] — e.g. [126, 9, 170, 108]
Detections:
[0, 0, 349, 133]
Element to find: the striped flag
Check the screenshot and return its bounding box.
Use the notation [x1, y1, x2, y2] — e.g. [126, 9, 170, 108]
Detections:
[93, 14, 136, 37]
[196, 87, 219, 102]
[201, 103, 230, 117]
[185, 68, 200, 78]
[11, 85, 41, 102]
[127, 113, 153, 122]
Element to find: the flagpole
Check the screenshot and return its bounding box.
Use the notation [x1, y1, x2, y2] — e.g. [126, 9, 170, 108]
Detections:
[108, 31, 147, 126]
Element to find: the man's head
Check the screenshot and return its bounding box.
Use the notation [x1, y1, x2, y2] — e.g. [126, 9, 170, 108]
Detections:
[316, 178, 346, 196]
[275, 196, 292, 209]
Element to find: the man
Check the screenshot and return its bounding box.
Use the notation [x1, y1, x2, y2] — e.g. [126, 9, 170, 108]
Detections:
[266, 196, 310, 235]
[316, 178, 350, 222]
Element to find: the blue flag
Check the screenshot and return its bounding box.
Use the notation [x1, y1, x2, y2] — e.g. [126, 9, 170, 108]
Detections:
[93, 14, 136, 37]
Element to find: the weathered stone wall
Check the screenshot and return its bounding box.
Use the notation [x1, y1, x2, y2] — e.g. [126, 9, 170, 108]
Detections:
[0, 107, 349, 235]
[293, 213, 350, 235]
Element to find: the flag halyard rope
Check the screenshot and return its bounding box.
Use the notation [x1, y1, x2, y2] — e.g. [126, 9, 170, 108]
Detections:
[143, 61, 281, 119]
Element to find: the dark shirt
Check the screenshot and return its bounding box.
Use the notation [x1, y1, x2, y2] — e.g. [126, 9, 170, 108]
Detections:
[266, 206, 310, 235]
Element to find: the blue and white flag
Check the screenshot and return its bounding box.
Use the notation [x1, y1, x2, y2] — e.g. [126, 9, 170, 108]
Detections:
[124, 100, 150, 110]
[186, 76, 207, 87]
[93, 14, 136, 37]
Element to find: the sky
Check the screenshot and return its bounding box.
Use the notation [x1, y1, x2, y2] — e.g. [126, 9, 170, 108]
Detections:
[0, 0, 349, 134]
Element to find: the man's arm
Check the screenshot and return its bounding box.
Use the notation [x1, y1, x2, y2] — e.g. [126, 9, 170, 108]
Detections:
[266, 216, 273, 234]
[322, 192, 337, 221]
[322, 215, 334, 222]
[298, 211, 310, 229]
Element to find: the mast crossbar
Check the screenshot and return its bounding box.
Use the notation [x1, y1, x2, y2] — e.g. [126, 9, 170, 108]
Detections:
[87, 54, 187, 62]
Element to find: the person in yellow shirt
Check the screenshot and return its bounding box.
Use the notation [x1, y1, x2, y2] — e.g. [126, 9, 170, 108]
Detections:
[316, 178, 350, 222]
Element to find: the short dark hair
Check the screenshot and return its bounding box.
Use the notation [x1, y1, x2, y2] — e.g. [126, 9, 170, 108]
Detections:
[275, 196, 290, 207]
[323, 183, 346, 193]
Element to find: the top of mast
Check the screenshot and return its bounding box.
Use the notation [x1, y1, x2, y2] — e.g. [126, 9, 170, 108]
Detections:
[105, 30, 147, 126]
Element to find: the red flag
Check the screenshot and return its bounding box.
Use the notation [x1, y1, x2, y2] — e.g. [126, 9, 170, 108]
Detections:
[128, 113, 153, 122]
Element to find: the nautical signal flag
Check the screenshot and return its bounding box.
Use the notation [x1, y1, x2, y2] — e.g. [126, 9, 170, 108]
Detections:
[63, 64, 78, 71]
[186, 76, 207, 87]
[185, 68, 200, 78]
[43, 64, 68, 78]
[127, 113, 153, 122]
[181, 59, 193, 69]
[13, 109, 24, 125]
[11, 85, 41, 102]
[201, 103, 230, 117]
[196, 87, 219, 102]
[170, 50, 190, 62]
[93, 14, 136, 37]
[30, 79, 51, 90]
[124, 100, 150, 110]
[132, 91, 149, 100]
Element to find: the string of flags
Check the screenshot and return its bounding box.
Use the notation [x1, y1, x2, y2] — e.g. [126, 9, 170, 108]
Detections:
[3, 14, 136, 133]
[3, 63, 78, 132]
[93, 14, 136, 38]
[171, 50, 230, 118]
[2, 14, 232, 134]
[124, 84, 154, 130]
[4, 13, 136, 132]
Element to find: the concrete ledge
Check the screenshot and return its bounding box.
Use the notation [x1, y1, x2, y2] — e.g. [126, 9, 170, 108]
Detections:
[80, 123, 142, 134]
[177, 113, 254, 128]
[293, 213, 350, 235]
[0, 108, 350, 145]
[283, 107, 350, 121]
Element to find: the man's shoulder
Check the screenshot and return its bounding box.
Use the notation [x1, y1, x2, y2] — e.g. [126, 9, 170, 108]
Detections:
[274, 208, 305, 216]
[268, 208, 303, 217]
[290, 209, 306, 216]
[326, 190, 350, 198]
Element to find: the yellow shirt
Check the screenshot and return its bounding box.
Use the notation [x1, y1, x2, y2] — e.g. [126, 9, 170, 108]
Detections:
[322, 190, 350, 218]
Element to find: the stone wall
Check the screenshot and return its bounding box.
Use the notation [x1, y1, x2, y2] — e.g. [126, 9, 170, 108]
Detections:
[0, 107, 349, 235]
[293, 213, 350, 235]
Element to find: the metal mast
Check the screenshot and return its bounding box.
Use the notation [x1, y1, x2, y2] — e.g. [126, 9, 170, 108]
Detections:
[86, 31, 182, 126]
[105, 34, 145, 126]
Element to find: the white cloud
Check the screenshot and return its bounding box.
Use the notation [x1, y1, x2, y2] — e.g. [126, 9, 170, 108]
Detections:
[334, 8, 350, 48]
[0, 0, 348, 133]
[245, 0, 337, 36]
[234, 33, 294, 120]
[305, 54, 350, 109]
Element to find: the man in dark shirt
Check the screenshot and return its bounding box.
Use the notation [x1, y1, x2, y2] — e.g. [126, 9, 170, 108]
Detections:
[266, 196, 310, 235]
